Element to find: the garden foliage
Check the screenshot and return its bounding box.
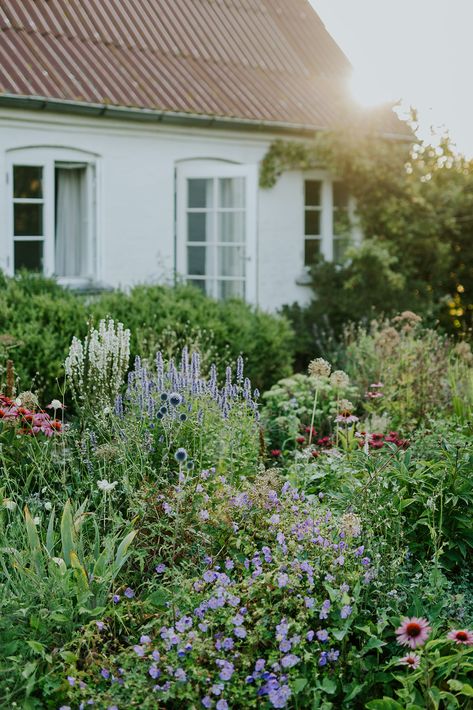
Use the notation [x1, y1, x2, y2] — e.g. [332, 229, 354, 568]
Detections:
[0, 314, 472, 709]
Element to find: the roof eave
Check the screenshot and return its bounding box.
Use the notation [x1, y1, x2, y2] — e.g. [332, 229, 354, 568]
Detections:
[0, 93, 413, 141]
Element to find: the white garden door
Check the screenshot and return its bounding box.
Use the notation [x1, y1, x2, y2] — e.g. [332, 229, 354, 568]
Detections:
[176, 161, 257, 303]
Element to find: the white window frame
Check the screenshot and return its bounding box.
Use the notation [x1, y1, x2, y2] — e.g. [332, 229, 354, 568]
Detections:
[302, 172, 357, 270]
[5, 147, 98, 284]
[176, 160, 257, 303]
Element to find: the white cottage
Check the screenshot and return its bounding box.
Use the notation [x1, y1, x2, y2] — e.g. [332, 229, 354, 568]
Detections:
[0, 0, 408, 311]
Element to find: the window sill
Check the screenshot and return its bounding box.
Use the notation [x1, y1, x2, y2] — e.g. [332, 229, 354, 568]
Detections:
[56, 277, 113, 294]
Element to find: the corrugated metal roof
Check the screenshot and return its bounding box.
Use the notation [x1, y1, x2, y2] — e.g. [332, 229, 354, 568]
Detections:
[0, 0, 409, 135]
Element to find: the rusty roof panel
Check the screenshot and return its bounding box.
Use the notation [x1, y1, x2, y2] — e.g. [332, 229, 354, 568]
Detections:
[0, 0, 409, 135]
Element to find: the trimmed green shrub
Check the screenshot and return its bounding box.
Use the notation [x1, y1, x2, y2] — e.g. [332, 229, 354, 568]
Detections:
[0, 273, 294, 401]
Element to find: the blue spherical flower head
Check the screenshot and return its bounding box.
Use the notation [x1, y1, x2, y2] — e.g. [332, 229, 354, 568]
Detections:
[179, 413, 188, 422]
[175, 447, 188, 463]
[160, 392, 168, 401]
[169, 392, 183, 407]
[186, 460, 194, 471]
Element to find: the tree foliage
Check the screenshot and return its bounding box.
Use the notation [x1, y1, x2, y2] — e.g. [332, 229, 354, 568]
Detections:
[261, 122, 473, 345]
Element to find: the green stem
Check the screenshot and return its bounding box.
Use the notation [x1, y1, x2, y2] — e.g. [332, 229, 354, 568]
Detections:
[308, 386, 319, 446]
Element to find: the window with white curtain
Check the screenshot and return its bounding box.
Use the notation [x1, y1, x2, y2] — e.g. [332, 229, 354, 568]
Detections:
[177, 162, 257, 302]
[8, 150, 96, 281]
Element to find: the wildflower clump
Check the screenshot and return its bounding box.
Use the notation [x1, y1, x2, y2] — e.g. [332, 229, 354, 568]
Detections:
[65, 318, 130, 412]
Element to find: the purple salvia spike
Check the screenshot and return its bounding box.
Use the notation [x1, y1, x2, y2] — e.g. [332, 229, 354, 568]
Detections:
[236, 355, 244, 383]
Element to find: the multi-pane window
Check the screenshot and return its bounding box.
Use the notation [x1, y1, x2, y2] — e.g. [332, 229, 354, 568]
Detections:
[9, 154, 95, 280]
[303, 178, 352, 267]
[13, 166, 45, 272]
[185, 176, 247, 299]
[304, 180, 322, 267]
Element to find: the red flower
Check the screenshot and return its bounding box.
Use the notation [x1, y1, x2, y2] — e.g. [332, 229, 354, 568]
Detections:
[270, 449, 282, 457]
[51, 420, 62, 431]
[304, 426, 317, 436]
[296, 436, 306, 444]
[370, 440, 384, 449]
[311, 450, 319, 458]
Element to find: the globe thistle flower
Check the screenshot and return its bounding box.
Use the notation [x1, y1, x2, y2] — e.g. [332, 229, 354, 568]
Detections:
[398, 653, 421, 669]
[308, 358, 331, 379]
[175, 447, 188, 462]
[395, 617, 431, 649]
[169, 392, 183, 407]
[447, 629, 473, 645]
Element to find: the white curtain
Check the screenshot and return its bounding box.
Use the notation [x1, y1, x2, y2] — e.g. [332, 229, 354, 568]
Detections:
[55, 167, 87, 277]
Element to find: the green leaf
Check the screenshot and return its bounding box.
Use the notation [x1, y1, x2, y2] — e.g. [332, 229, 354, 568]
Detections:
[24, 506, 43, 575]
[361, 637, 386, 654]
[113, 529, 137, 575]
[321, 677, 337, 695]
[26, 640, 45, 654]
[70, 550, 89, 598]
[60, 499, 75, 566]
[45, 507, 56, 555]
[293, 678, 308, 694]
[366, 699, 405, 710]
[147, 588, 170, 608]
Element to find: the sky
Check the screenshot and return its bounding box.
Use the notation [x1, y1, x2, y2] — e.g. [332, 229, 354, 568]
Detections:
[310, 0, 473, 156]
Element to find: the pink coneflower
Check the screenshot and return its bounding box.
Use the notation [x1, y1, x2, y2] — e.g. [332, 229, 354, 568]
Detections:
[335, 412, 359, 424]
[447, 629, 473, 646]
[395, 617, 431, 649]
[398, 653, 421, 669]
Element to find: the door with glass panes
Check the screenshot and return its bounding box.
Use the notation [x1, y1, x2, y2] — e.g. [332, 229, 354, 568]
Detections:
[176, 162, 257, 302]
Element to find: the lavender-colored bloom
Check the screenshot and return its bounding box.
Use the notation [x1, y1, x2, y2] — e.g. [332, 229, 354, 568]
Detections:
[216, 701, 228, 710]
[354, 545, 365, 557]
[96, 621, 105, 631]
[225, 558, 234, 570]
[152, 650, 160, 662]
[328, 649, 340, 663]
[175, 668, 187, 682]
[232, 613, 244, 626]
[202, 697, 212, 708]
[255, 659, 265, 672]
[211, 683, 224, 696]
[340, 582, 350, 593]
[281, 654, 300, 668]
[67, 676, 75, 687]
[319, 599, 331, 620]
[279, 639, 292, 652]
[149, 666, 160, 679]
[112, 594, 120, 604]
[155, 563, 166, 574]
[269, 685, 292, 708]
[361, 557, 371, 566]
[304, 596, 314, 609]
[316, 629, 329, 642]
[306, 630, 315, 642]
[140, 635, 151, 644]
[199, 509, 210, 520]
[133, 645, 145, 657]
[277, 573, 289, 588]
[217, 659, 234, 681]
[222, 637, 234, 651]
[340, 605, 352, 619]
[234, 626, 247, 639]
[100, 669, 110, 680]
[319, 651, 328, 666]
[124, 587, 135, 599]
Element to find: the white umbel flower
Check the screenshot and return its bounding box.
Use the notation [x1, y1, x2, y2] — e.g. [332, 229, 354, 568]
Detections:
[97, 479, 118, 493]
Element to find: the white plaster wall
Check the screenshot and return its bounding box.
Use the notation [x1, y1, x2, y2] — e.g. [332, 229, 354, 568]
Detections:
[0, 108, 311, 311]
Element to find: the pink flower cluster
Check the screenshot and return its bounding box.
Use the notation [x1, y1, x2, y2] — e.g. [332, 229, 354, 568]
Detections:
[0, 394, 62, 437]
[365, 382, 384, 400]
[395, 616, 473, 670]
